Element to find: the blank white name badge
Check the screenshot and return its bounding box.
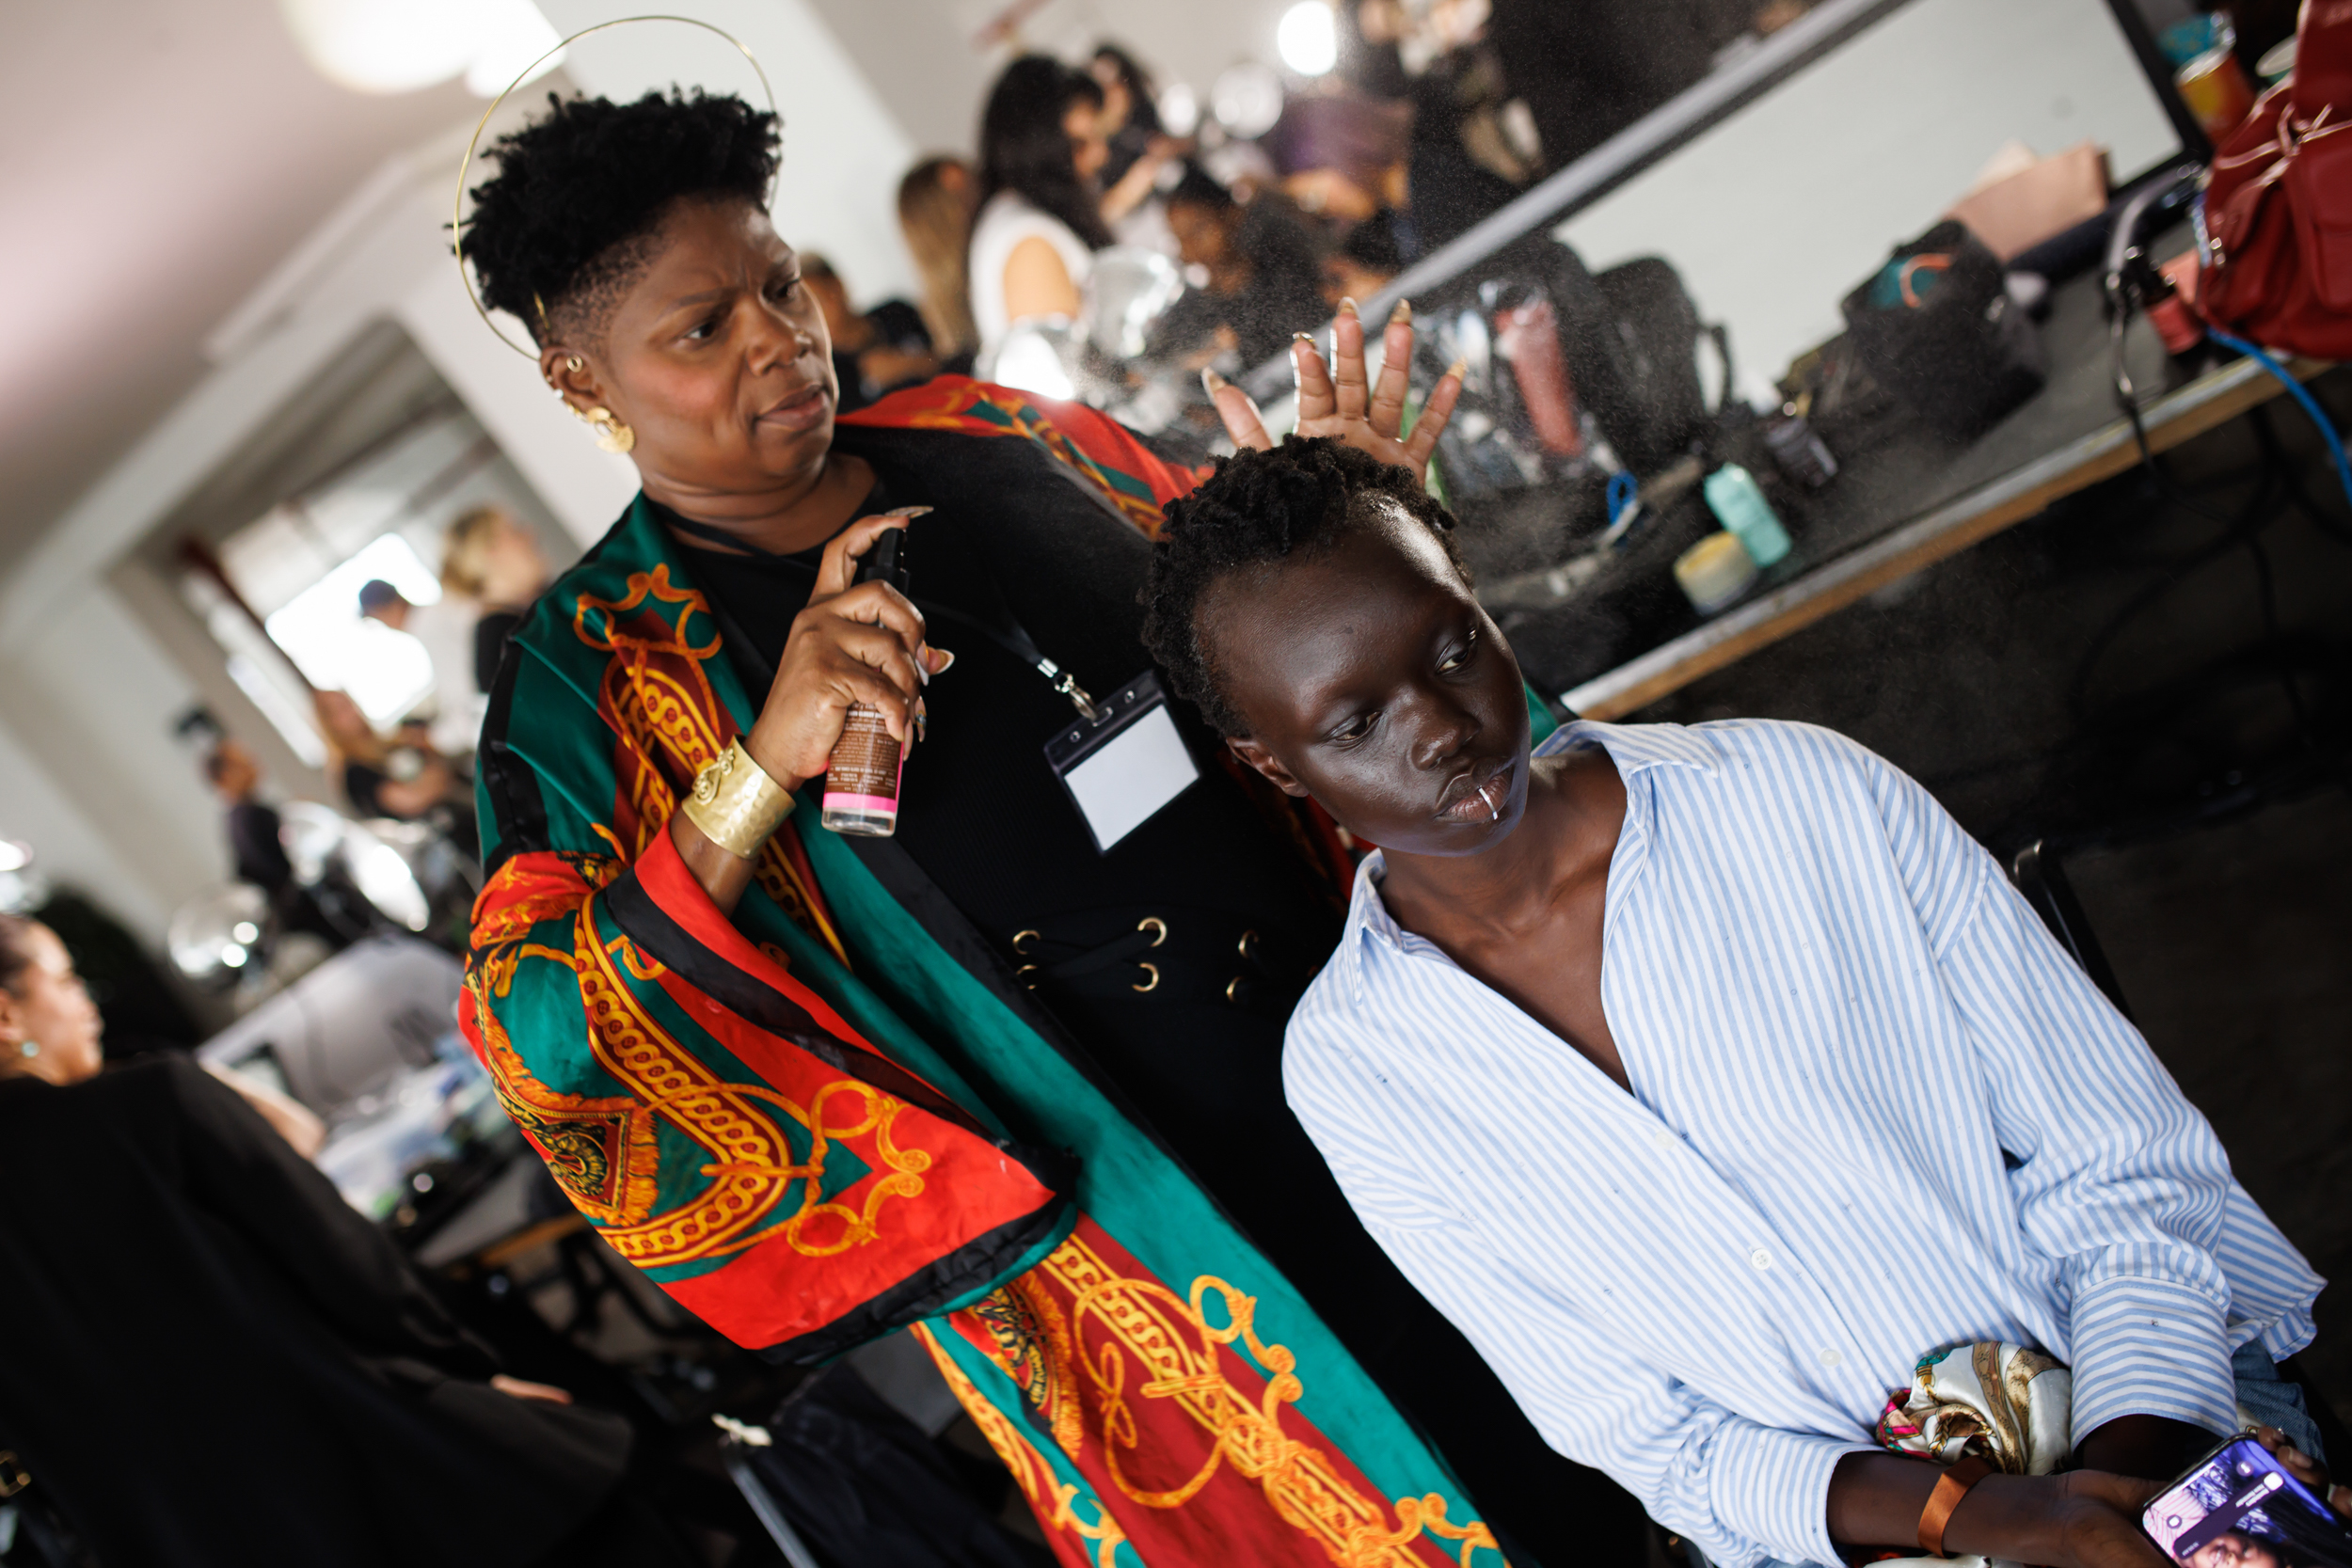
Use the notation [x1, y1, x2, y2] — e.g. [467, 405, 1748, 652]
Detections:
[1043, 671, 1200, 853]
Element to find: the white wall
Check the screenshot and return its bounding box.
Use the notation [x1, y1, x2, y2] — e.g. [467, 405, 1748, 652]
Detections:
[1555, 0, 2181, 397]
[541, 0, 920, 305]
[0, 712, 170, 938]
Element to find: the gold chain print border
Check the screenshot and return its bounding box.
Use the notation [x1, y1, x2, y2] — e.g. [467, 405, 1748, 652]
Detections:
[1041, 1233, 1502, 1568]
[572, 905, 930, 1269]
[913, 1323, 1131, 1568]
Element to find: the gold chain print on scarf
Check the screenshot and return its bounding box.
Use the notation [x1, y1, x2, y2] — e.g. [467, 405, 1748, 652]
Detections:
[568, 905, 930, 1268]
[914, 1322, 1133, 1568]
[957, 1231, 1502, 1568]
[574, 566, 847, 963]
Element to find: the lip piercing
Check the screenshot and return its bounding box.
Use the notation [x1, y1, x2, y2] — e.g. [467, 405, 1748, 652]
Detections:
[1479, 782, 1502, 821]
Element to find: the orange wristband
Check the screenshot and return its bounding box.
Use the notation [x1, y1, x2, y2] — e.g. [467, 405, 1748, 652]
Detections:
[1917, 1455, 1994, 1557]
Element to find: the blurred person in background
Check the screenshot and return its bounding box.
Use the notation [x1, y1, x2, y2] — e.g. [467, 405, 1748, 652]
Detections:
[313, 690, 470, 844]
[207, 736, 297, 899]
[1323, 210, 1406, 309]
[895, 155, 980, 371]
[205, 736, 353, 953]
[1089, 42, 1185, 252]
[801, 252, 940, 414]
[1400, 3, 1544, 249]
[358, 576, 482, 757]
[1486, 0, 1720, 171]
[1269, 93, 1420, 263]
[969, 55, 1112, 362]
[1159, 164, 1328, 367]
[0, 911, 321, 1152]
[439, 504, 553, 696]
[0, 912, 675, 1567]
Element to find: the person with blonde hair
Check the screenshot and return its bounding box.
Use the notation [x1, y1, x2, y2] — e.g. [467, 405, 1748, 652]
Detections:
[439, 503, 551, 693]
[895, 155, 979, 366]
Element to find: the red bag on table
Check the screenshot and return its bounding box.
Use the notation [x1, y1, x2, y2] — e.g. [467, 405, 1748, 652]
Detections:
[2196, 0, 2352, 357]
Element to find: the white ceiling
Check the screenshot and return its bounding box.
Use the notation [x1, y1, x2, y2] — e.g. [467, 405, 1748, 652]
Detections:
[0, 0, 1303, 580]
[0, 1, 476, 576]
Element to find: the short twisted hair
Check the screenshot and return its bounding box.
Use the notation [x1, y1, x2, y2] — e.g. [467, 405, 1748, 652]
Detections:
[1141, 437, 1466, 736]
[463, 89, 780, 346]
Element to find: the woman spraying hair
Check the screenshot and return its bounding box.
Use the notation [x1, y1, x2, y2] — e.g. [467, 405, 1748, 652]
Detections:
[445, 81, 1622, 1568]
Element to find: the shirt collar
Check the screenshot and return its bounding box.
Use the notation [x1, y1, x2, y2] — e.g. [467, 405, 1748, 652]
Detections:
[1340, 721, 1715, 1000]
[1538, 718, 1720, 775]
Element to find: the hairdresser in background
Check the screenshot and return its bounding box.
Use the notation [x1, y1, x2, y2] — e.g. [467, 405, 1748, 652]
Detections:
[0, 913, 675, 1566]
[314, 689, 472, 844]
[1089, 42, 1184, 252]
[968, 55, 1113, 364]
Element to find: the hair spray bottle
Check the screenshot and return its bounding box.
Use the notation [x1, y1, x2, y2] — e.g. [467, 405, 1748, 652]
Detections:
[819, 525, 913, 836]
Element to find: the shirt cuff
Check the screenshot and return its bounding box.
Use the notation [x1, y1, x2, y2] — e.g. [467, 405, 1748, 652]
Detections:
[1704, 1422, 1873, 1568]
[2070, 1272, 2241, 1438]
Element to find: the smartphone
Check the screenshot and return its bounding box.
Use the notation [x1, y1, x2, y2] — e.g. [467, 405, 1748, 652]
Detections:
[2142, 1433, 2352, 1567]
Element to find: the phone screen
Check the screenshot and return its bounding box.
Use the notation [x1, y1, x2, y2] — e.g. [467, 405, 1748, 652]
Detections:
[2143, 1435, 2352, 1567]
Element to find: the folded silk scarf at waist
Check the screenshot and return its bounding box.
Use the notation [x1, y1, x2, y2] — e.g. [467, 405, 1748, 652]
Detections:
[1870, 1341, 2075, 1568]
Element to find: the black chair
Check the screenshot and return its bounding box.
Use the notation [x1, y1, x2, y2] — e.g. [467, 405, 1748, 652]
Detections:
[2009, 842, 2352, 1463]
[2008, 839, 2135, 1022]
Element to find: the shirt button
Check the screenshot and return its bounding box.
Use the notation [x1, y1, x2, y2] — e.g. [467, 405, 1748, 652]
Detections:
[1819, 1348, 1843, 1369]
[1749, 1248, 1772, 1271]
[1652, 1131, 1675, 1151]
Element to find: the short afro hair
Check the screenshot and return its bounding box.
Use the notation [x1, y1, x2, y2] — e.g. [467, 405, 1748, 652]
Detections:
[1142, 437, 1468, 736]
[463, 89, 780, 346]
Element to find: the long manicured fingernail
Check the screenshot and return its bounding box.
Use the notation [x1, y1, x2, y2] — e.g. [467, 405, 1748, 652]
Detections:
[1389, 298, 1412, 325]
[885, 504, 932, 518]
[927, 645, 956, 674]
[1201, 367, 1229, 396]
[915, 699, 928, 745]
[1445, 357, 1469, 380]
[1292, 338, 1307, 388]
[1338, 295, 1359, 317]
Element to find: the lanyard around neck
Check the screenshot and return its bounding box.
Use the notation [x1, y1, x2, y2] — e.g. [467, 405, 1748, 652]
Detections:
[661, 506, 1102, 721]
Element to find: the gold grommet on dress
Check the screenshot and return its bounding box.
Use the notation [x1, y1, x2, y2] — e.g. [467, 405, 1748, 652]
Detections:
[1016, 963, 1039, 989]
[1237, 929, 1262, 962]
[1131, 961, 1160, 993]
[1137, 916, 1168, 947]
[1012, 929, 1041, 955]
[1224, 976, 1244, 1005]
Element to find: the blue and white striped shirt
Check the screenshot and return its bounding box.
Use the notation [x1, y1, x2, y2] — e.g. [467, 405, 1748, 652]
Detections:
[1285, 719, 2321, 1568]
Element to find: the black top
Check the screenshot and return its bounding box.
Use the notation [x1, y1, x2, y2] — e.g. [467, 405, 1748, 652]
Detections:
[342, 759, 389, 819]
[475, 610, 524, 693]
[666, 472, 1329, 952]
[1157, 201, 1331, 369]
[227, 798, 293, 892]
[0, 1056, 628, 1565]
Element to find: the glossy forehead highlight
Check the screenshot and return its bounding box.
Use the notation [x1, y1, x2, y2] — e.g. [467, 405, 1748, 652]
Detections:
[1200, 499, 1475, 728]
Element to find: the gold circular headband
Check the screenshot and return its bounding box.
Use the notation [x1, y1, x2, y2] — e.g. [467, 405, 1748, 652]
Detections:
[452, 14, 781, 359]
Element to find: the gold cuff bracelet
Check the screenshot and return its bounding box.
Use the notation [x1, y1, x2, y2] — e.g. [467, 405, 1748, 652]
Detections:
[682, 739, 793, 859]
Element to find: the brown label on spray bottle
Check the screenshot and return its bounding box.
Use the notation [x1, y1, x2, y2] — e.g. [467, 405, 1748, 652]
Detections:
[822, 704, 902, 808]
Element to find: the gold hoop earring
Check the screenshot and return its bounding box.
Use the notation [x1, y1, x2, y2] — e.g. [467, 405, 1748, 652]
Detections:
[565, 356, 583, 372]
[568, 402, 635, 455]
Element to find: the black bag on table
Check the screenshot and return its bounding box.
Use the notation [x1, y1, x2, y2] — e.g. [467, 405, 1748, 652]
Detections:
[1839, 219, 2044, 438]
